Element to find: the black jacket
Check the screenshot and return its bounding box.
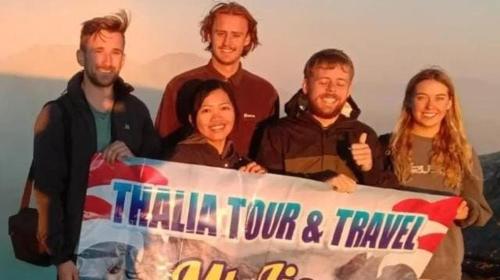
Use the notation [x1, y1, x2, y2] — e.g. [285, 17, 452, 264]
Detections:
[33, 71, 161, 265]
[257, 89, 386, 186]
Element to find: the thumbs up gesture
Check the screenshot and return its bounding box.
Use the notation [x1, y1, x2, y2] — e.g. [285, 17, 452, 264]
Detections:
[350, 132, 373, 172]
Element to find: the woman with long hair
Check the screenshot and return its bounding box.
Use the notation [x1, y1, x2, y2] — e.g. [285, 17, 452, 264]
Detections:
[384, 68, 492, 279]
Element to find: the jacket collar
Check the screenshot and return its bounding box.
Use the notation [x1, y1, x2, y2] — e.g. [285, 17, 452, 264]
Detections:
[181, 132, 236, 159]
[66, 71, 134, 106]
[298, 111, 351, 130]
[206, 60, 244, 86]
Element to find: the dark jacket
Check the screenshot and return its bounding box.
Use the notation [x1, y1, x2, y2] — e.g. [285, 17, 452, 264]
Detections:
[257, 90, 386, 186]
[33, 71, 161, 265]
[169, 133, 249, 169]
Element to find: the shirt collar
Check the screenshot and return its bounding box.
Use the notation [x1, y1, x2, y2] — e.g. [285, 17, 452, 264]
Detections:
[206, 60, 244, 86]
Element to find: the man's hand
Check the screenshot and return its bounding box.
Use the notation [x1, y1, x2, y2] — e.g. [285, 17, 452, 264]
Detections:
[351, 133, 373, 172]
[326, 174, 357, 193]
[57, 260, 79, 280]
[455, 200, 469, 220]
[102, 141, 134, 164]
[239, 162, 266, 174]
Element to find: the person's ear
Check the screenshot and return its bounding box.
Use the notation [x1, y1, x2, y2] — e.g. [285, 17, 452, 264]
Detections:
[302, 79, 308, 95]
[120, 53, 126, 68]
[347, 83, 353, 98]
[244, 33, 251, 47]
[76, 49, 85, 67]
[188, 115, 193, 125]
[206, 28, 213, 44]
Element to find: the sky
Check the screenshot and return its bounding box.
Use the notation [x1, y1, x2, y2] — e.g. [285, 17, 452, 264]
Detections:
[2, 0, 500, 84]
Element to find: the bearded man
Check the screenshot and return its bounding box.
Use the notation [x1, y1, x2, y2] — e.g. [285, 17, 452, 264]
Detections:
[257, 49, 386, 193]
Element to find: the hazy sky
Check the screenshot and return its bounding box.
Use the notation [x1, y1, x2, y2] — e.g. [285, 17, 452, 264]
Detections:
[1, 0, 500, 85]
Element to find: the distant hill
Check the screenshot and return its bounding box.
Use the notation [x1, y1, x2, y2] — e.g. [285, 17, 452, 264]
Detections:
[0, 45, 80, 79]
[463, 151, 500, 278]
[122, 52, 207, 89]
[0, 45, 207, 90]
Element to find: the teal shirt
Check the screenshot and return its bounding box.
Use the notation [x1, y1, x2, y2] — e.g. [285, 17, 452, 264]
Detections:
[90, 106, 111, 151]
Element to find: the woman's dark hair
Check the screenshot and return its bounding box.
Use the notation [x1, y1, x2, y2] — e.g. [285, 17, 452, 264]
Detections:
[187, 79, 239, 130]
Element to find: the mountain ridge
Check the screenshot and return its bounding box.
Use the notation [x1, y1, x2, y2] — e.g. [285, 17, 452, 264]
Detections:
[0, 45, 207, 90]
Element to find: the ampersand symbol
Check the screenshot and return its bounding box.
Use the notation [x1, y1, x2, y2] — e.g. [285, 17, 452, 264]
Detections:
[301, 210, 323, 243]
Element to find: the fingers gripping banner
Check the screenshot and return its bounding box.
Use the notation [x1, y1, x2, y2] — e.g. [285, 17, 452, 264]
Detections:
[77, 154, 461, 279]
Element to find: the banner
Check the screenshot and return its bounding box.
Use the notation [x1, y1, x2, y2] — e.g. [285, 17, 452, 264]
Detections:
[77, 154, 461, 280]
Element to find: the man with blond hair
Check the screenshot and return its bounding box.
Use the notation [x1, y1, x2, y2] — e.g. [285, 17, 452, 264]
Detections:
[258, 49, 387, 192]
[155, 2, 279, 158]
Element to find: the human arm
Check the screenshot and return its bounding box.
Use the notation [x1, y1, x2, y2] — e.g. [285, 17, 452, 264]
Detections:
[351, 133, 372, 171]
[57, 260, 79, 280]
[353, 129, 400, 188]
[353, 128, 383, 186]
[33, 103, 73, 265]
[102, 141, 133, 164]
[456, 150, 493, 227]
[112, 97, 162, 161]
[455, 200, 469, 220]
[325, 174, 357, 193]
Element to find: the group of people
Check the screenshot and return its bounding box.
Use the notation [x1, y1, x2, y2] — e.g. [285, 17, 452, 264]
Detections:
[32, 2, 492, 280]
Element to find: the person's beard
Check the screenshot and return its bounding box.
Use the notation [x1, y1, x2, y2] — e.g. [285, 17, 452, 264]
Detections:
[308, 93, 347, 120]
[85, 66, 119, 87]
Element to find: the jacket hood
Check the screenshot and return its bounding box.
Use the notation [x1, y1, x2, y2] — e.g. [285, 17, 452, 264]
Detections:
[284, 88, 361, 120]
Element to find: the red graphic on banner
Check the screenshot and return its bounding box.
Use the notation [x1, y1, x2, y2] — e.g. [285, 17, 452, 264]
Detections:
[392, 196, 461, 252]
[392, 197, 462, 227]
[83, 195, 112, 221]
[87, 154, 168, 187]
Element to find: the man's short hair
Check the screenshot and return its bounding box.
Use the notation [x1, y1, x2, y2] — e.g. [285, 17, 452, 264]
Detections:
[80, 10, 130, 51]
[303, 49, 355, 81]
[200, 2, 259, 57]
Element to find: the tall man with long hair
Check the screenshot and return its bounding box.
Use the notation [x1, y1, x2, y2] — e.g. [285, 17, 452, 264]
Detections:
[155, 2, 279, 158]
